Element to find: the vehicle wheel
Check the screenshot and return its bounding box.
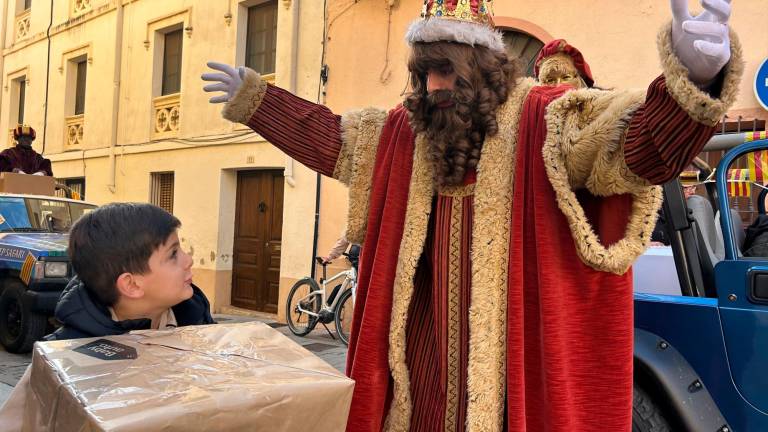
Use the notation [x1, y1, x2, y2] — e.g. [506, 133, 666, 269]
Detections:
[334, 289, 353, 346]
[0, 281, 47, 353]
[286, 278, 321, 337]
[633, 384, 672, 432]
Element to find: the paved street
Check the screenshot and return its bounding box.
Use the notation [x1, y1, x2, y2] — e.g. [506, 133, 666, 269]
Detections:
[0, 314, 348, 407]
[0, 348, 28, 406]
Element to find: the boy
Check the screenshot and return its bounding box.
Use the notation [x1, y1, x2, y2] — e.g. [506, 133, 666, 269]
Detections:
[48, 202, 214, 339]
[0, 203, 214, 429]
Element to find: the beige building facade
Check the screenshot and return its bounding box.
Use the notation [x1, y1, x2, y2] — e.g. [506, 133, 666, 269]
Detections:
[0, 0, 343, 320]
[321, 0, 767, 121]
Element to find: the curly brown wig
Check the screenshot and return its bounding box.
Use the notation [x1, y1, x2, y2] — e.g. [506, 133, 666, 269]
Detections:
[404, 42, 520, 187]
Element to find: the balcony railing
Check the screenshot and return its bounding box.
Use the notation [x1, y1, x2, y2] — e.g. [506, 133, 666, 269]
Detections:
[72, 0, 92, 15]
[66, 114, 84, 148]
[16, 9, 31, 41]
[153, 93, 180, 139]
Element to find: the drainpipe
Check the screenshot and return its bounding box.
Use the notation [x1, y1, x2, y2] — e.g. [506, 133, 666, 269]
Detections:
[286, 0, 321, 279]
[108, 0, 125, 193]
[0, 0, 8, 135]
[286, 0, 322, 279]
[41, 0, 54, 154]
[284, 0, 299, 188]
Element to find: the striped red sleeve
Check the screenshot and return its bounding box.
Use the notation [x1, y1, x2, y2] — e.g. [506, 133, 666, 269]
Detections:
[624, 75, 716, 185]
[246, 84, 343, 178]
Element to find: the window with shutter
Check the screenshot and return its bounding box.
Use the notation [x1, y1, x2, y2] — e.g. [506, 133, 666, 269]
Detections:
[55, 178, 86, 199]
[74, 60, 87, 115]
[66, 178, 86, 199]
[245, 1, 277, 75]
[17, 78, 26, 124]
[161, 30, 183, 96]
[150, 172, 175, 214]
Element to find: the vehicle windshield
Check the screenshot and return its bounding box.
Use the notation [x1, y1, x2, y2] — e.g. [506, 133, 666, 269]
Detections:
[0, 197, 97, 233]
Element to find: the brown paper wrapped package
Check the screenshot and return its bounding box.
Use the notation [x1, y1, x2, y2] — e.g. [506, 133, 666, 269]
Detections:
[0, 172, 55, 196]
[22, 322, 354, 431]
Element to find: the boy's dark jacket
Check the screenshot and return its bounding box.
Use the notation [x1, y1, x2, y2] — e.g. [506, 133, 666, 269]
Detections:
[44, 276, 215, 341]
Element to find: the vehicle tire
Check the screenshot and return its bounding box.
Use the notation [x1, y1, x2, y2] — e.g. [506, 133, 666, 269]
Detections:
[0, 281, 48, 353]
[334, 289, 353, 346]
[633, 384, 672, 432]
[286, 278, 321, 337]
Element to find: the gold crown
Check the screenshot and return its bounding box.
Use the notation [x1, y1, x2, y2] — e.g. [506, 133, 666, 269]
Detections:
[420, 0, 494, 25]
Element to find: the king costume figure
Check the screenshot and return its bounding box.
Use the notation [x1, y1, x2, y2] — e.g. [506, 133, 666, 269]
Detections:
[0, 125, 53, 176]
[203, 0, 742, 430]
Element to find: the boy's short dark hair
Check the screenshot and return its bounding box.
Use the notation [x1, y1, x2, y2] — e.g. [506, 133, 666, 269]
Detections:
[69, 203, 181, 306]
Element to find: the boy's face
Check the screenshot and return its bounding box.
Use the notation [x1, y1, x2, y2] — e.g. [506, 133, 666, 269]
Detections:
[134, 231, 194, 309]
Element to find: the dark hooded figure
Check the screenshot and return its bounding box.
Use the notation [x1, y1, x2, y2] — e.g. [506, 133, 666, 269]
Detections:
[0, 125, 53, 176]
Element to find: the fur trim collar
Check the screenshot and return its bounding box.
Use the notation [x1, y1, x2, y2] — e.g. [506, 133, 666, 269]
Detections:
[383, 78, 536, 432]
[334, 108, 389, 244]
[465, 77, 535, 431]
[542, 88, 664, 275]
[384, 132, 435, 431]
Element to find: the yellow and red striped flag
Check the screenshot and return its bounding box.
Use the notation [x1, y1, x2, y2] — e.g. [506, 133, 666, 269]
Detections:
[728, 168, 751, 197]
[20, 253, 35, 285]
[744, 131, 768, 142]
[748, 150, 768, 185]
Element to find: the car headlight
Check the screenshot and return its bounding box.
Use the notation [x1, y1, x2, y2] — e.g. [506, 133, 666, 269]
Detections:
[44, 261, 68, 278]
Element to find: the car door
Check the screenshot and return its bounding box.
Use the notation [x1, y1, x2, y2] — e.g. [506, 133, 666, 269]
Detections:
[715, 139, 768, 417]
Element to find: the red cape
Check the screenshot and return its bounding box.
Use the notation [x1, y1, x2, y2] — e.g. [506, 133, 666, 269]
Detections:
[346, 86, 635, 431]
[0, 145, 53, 176]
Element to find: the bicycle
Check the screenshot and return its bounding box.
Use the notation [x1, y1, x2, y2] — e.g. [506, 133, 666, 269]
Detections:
[286, 253, 357, 345]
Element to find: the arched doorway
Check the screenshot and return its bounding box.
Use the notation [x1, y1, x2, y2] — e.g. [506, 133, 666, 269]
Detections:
[502, 31, 545, 77]
[495, 17, 552, 78]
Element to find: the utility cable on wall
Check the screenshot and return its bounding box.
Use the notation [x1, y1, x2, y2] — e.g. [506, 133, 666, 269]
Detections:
[41, 0, 54, 155]
[379, 3, 394, 84]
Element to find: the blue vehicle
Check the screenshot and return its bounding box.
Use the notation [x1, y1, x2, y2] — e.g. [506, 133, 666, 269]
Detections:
[632, 133, 768, 432]
[0, 192, 96, 353]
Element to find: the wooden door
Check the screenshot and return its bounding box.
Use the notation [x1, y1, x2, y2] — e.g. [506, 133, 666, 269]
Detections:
[232, 170, 283, 313]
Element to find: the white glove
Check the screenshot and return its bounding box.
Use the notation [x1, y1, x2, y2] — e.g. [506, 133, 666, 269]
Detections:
[202, 62, 245, 104]
[12, 168, 27, 174]
[33, 171, 45, 176]
[670, 0, 731, 85]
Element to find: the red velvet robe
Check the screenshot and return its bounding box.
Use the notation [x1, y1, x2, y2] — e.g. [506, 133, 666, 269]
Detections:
[0, 145, 53, 176]
[339, 84, 715, 431]
[240, 73, 723, 430]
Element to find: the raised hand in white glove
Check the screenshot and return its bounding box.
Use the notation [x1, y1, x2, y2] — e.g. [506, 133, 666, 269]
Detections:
[670, 0, 732, 85]
[201, 62, 245, 104]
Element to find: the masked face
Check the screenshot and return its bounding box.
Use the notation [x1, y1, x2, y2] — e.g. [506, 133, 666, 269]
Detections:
[541, 69, 583, 88]
[538, 53, 586, 89]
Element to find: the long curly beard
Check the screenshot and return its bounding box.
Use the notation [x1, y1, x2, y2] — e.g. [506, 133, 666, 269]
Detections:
[404, 42, 520, 187]
[420, 89, 481, 187]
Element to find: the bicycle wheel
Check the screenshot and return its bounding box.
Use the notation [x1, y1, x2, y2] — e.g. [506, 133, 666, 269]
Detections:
[286, 278, 321, 336]
[334, 288, 354, 346]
